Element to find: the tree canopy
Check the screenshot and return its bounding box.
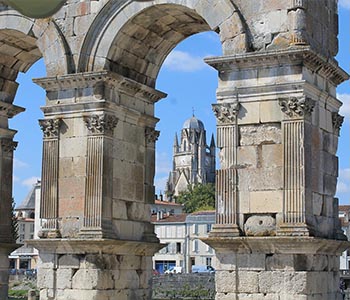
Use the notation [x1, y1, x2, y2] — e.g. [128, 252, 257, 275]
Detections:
[175, 183, 215, 213]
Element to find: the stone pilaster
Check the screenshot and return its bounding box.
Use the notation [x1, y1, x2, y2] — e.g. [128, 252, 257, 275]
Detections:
[80, 113, 118, 238]
[210, 101, 241, 237]
[0, 99, 24, 300]
[38, 118, 61, 238]
[277, 96, 315, 236]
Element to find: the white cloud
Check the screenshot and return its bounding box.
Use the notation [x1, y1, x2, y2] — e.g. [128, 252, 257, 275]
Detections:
[163, 50, 210, 72]
[339, 0, 350, 9]
[337, 181, 350, 193]
[21, 176, 40, 188]
[338, 93, 350, 120]
[13, 158, 29, 169]
[13, 175, 20, 182]
[156, 152, 171, 174]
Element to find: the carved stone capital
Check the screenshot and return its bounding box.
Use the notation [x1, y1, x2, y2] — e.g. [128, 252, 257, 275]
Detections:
[212, 102, 240, 124]
[332, 112, 344, 136]
[278, 97, 315, 118]
[39, 119, 61, 138]
[145, 127, 160, 144]
[85, 114, 118, 136]
[0, 138, 17, 153]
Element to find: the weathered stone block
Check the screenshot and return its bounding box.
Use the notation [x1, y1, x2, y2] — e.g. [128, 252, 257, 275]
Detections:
[72, 269, 114, 290]
[249, 190, 283, 213]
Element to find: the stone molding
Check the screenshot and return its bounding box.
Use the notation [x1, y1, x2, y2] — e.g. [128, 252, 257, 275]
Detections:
[33, 71, 167, 103]
[278, 96, 315, 118]
[289, 0, 306, 9]
[205, 47, 349, 86]
[145, 127, 160, 144]
[332, 112, 344, 136]
[27, 238, 162, 256]
[39, 119, 61, 138]
[0, 102, 25, 118]
[212, 102, 240, 124]
[203, 236, 350, 255]
[0, 138, 17, 153]
[84, 114, 118, 136]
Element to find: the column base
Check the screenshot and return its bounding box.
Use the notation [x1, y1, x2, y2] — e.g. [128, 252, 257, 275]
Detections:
[208, 224, 241, 238]
[28, 238, 163, 300]
[38, 229, 62, 239]
[277, 223, 311, 236]
[203, 236, 350, 300]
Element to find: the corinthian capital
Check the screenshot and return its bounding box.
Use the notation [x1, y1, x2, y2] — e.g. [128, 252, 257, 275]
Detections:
[39, 119, 61, 138]
[85, 114, 118, 136]
[145, 127, 160, 144]
[212, 102, 240, 124]
[332, 112, 344, 136]
[278, 97, 315, 118]
[1, 138, 17, 153]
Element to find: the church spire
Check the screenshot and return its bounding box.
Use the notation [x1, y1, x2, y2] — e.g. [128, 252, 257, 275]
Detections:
[173, 133, 179, 154]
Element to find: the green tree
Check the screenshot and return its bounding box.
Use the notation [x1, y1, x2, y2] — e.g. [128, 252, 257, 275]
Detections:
[175, 183, 215, 213]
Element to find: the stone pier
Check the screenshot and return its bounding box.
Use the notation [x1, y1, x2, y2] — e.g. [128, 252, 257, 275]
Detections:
[204, 1, 350, 297]
[0, 0, 348, 299]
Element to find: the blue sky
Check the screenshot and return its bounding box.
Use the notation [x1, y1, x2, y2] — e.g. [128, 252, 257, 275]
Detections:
[10, 3, 350, 207]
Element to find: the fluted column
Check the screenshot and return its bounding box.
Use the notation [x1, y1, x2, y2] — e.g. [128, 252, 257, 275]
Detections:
[38, 118, 61, 238]
[80, 114, 118, 238]
[277, 96, 315, 236]
[210, 101, 241, 237]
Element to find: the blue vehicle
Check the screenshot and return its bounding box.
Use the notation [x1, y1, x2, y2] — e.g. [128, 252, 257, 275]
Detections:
[191, 265, 215, 273]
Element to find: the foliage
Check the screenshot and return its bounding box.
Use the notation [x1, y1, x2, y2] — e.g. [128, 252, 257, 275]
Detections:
[175, 183, 215, 213]
[11, 198, 18, 242]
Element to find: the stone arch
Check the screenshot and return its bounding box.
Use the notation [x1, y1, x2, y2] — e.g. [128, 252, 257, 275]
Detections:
[78, 0, 247, 87]
[0, 13, 74, 79]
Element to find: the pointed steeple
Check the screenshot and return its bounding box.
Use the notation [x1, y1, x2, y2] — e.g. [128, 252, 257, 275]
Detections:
[173, 133, 179, 154]
[210, 134, 216, 156]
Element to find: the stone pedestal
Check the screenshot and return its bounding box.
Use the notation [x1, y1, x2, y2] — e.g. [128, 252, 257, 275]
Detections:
[204, 237, 349, 300]
[29, 239, 161, 300]
[0, 243, 17, 300]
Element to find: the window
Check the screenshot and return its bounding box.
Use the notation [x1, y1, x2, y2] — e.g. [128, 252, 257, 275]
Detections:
[193, 224, 198, 235]
[206, 257, 212, 266]
[19, 224, 25, 233]
[206, 224, 212, 233]
[176, 242, 181, 254]
[193, 240, 198, 253]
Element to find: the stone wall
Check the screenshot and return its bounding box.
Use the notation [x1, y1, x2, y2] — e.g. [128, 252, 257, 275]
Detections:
[152, 274, 215, 300]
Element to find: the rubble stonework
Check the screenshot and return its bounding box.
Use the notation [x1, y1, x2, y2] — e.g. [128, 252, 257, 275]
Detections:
[0, 0, 348, 299]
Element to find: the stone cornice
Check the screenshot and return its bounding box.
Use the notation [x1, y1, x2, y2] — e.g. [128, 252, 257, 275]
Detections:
[202, 236, 350, 256]
[0, 101, 25, 118]
[205, 47, 349, 86]
[33, 71, 167, 103]
[27, 238, 163, 256]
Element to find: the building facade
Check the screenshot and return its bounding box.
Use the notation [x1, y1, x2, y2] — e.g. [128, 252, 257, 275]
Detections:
[152, 211, 216, 274]
[165, 116, 215, 198]
[9, 181, 41, 272]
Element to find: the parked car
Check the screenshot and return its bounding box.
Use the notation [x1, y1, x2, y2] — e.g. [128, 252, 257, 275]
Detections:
[191, 265, 215, 273]
[164, 266, 183, 274]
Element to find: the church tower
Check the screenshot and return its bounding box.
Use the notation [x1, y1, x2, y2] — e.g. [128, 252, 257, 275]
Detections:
[165, 115, 215, 199]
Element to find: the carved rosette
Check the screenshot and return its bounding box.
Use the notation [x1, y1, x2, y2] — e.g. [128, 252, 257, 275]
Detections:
[0, 139, 17, 153]
[212, 102, 240, 124]
[278, 97, 315, 118]
[85, 114, 118, 136]
[332, 112, 344, 136]
[39, 119, 61, 138]
[145, 127, 160, 144]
